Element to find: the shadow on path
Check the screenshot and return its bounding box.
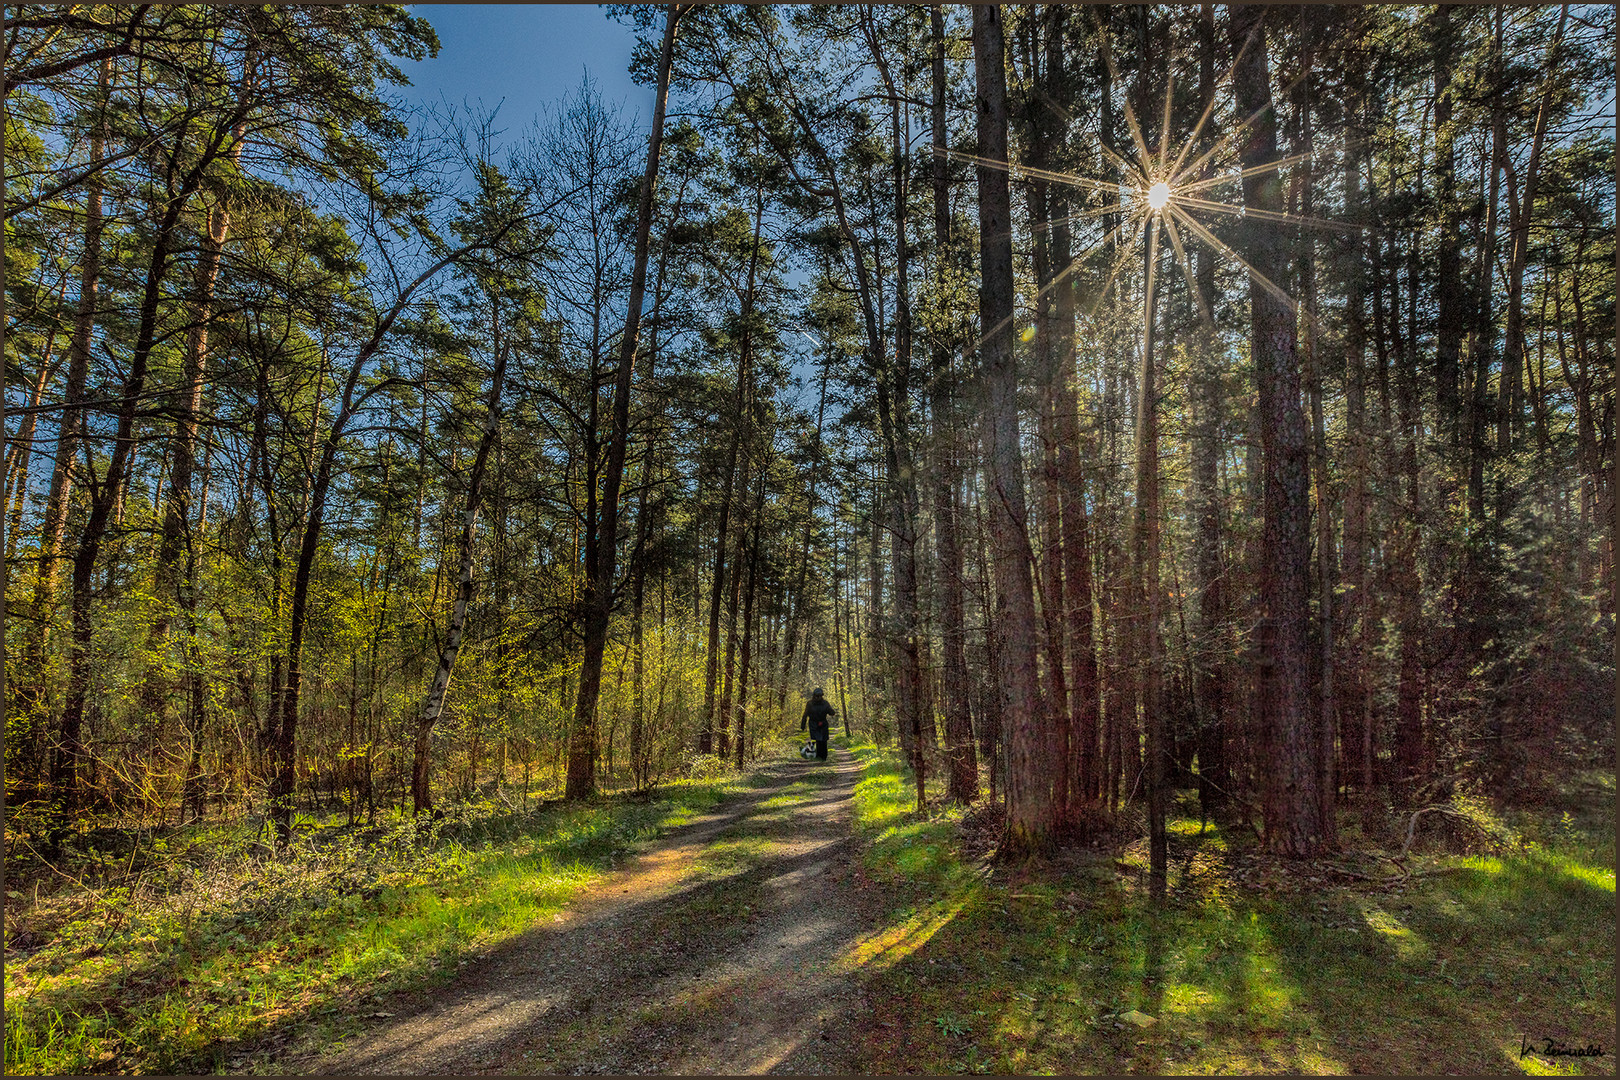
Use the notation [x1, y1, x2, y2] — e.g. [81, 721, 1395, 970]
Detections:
[295, 751, 871, 1075]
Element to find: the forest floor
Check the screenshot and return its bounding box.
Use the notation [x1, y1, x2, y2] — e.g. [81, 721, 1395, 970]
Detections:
[6, 739, 1613, 1075]
[839, 744, 1615, 1076]
[290, 745, 877, 1074]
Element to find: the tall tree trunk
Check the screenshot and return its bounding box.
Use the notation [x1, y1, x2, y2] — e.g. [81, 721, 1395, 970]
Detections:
[1467, 6, 1505, 523]
[145, 59, 254, 726]
[717, 449, 750, 762]
[51, 89, 253, 839]
[866, 12, 927, 808]
[1131, 2, 1169, 899]
[1044, 6, 1101, 828]
[1495, 3, 1569, 511]
[1292, 32, 1338, 840]
[1340, 78, 1374, 798]
[701, 439, 740, 756]
[20, 59, 110, 796]
[4, 350, 57, 794]
[1188, 3, 1228, 815]
[700, 198, 764, 759]
[629, 450, 655, 790]
[1390, 230, 1427, 803]
[3, 342, 60, 564]
[412, 319, 508, 814]
[778, 340, 831, 727]
[1229, 3, 1326, 857]
[931, 4, 978, 804]
[974, 3, 1047, 856]
[735, 465, 766, 769]
[968, 471, 1001, 792]
[567, 4, 685, 799]
[1432, 5, 1464, 448]
[866, 496, 887, 738]
[1023, 8, 1070, 835]
[831, 522, 853, 736]
[1136, 212, 1167, 901]
[714, 193, 766, 763]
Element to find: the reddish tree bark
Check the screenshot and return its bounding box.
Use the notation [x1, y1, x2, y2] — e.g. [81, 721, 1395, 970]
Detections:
[1229, 3, 1329, 856]
[929, 8, 979, 805]
[974, 3, 1048, 855]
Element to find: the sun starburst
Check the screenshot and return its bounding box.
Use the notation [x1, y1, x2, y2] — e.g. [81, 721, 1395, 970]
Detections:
[941, 16, 1354, 358]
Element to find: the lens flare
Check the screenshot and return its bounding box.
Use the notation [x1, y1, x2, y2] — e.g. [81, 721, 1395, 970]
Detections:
[1147, 181, 1171, 210]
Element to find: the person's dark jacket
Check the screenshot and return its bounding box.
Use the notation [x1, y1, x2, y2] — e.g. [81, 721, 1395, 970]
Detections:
[801, 697, 836, 740]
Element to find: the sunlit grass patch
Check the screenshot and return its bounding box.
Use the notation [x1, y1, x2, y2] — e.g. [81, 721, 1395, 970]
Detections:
[2, 776, 747, 1076]
[846, 741, 977, 899]
[841, 755, 1615, 1076]
[831, 894, 974, 977]
[1558, 860, 1616, 892]
[1512, 1039, 1597, 1077]
[1350, 900, 1427, 960]
[695, 834, 769, 873]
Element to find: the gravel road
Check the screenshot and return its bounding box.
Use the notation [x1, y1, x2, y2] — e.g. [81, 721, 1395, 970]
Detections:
[298, 748, 875, 1075]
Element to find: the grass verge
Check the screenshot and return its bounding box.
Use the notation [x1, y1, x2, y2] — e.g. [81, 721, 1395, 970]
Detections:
[3, 775, 747, 1076]
[844, 742, 1614, 1075]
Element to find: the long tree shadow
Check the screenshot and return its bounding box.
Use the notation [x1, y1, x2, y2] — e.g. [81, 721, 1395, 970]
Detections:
[9, 778, 741, 1069]
[847, 814, 1605, 1075]
[7, 754, 858, 1075]
[271, 750, 873, 1074]
[1254, 856, 1615, 1074]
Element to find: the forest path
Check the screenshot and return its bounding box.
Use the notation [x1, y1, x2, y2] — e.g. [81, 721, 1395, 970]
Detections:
[300, 748, 874, 1075]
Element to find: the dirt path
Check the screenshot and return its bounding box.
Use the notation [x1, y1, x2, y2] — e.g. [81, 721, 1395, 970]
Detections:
[298, 748, 874, 1075]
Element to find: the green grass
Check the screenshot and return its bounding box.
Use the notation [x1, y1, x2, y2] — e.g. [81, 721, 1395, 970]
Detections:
[847, 737, 981, 898]
[844, 743, 1615, 1075]
[3, 776, 746, 1076]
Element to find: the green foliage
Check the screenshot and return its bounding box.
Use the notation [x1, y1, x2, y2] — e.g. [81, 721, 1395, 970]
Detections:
[3, 6, 1613, 1073]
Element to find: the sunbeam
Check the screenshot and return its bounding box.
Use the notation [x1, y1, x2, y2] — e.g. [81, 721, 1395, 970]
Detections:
[966, 210, 1146, 360]
[1167, 204, 1297, 313]
[1172, 193, 1359, 233]
[1163, 22, 1258, 184]
[1174, 152, 1319, 197]
[1158, 67, 1175, 178]
[1001, 19, 1354, 350]
[1160, 210, 1212, 327]
[1166, 60, 1316, 189]
[942, 148, 1132, 198]
[1082, 222, 1157, 321]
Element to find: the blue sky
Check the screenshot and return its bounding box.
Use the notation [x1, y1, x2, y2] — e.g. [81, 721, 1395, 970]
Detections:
[392, 4, 824, 411]
[396, 5, 654, 140]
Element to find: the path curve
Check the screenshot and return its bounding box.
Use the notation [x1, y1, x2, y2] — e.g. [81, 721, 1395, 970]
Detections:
[301, 748, 873, 1075]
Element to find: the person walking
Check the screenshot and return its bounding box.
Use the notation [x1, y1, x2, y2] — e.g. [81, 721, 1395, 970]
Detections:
[800, 688, 836, 762]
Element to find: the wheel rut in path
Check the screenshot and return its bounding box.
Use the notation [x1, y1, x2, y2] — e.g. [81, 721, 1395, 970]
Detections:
[302, 748, 874, 1075]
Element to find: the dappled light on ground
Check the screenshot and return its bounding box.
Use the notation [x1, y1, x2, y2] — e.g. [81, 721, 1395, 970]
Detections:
[831, 894, 973, 978]
[294, 745, 873, 1075]
[842, 743, 1615, 1076]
